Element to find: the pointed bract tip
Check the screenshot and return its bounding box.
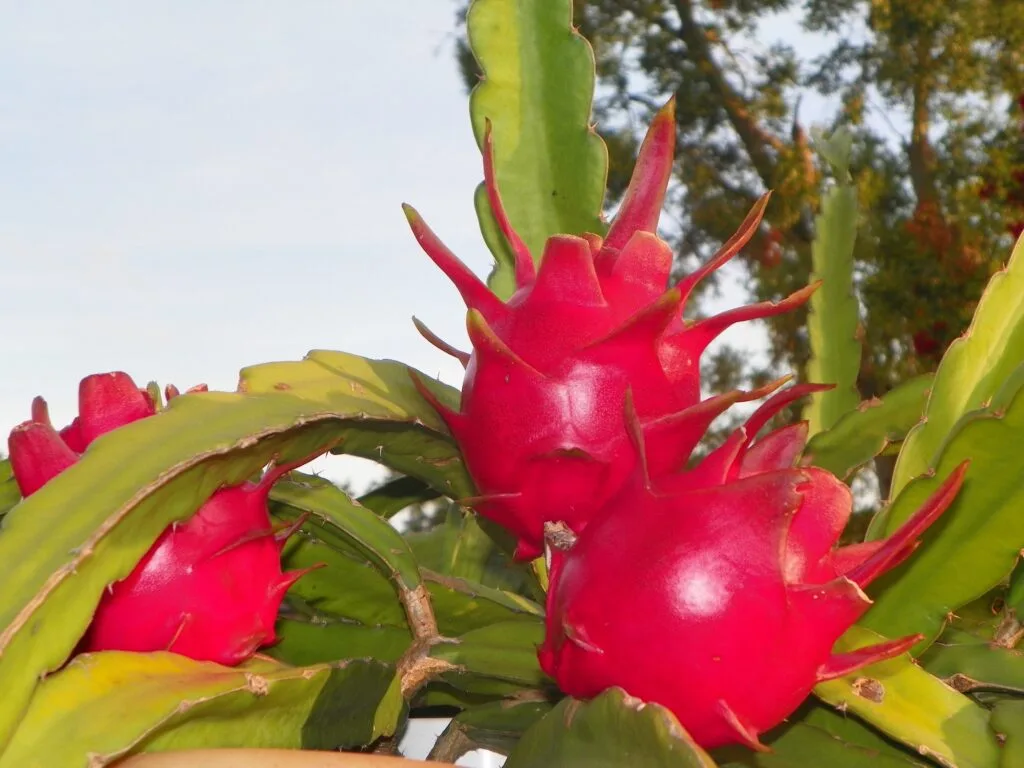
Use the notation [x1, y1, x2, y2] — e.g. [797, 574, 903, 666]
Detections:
[274, 511, 310, 547]
[8, 420, 79, 497]
[655, 96, 676, 123]
[408, 368, 463, 427]
[466, 309, 545, 378]
[400, 202, 420, 223]
[716, 699, 769, 753]
[404, 207, 508, 322]
[272, 564, 324, 598]
[622, 388, 653, 488]
[847, 461, 968, 588]
[603, 101, 677, 251]
[412, 316, 471, 367]
[740, 381, 833, 445]
[481, 117, 534, 286]
[30, 396, 51, 426]
[815, 633, 923, 683]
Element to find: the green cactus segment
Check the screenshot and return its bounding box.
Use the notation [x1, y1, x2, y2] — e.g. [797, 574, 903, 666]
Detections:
[717, 723, 922, 767]
[270, 474, 421, 591]
[814, 626, 999, 768]
[803, 374, 933, 479]
[357, 475, 440, 519]
[862, 377, 1024, 647]
[804, 128, 862, 438]
[892, 233, 1024, 496]
[0, 651, 400, 768]
[428, 700, 553, 763]
[0, 353, 460, 751]
[271, 621, 411, 667]
[504, 687, 717, 768]
[431, 620, 547, 691]
[990, 701, 1024, 768]
[716, 706, 929, 767]
[267, 483, 424, 667]
[0, 460, 18, 519]
[423, 569, 543, 636]
[276, 508, 409, 629]
[240, 351, 474, 499]
[467, 0, 608, 297]
[407, 506, 535, 594]
[920, 628, 1024, 695]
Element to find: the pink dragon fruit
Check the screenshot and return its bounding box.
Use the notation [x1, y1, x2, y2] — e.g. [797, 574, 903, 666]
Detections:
[7, 371, 312, 666]
[406, 100, 816, 559]
[537, 385, 969, 750]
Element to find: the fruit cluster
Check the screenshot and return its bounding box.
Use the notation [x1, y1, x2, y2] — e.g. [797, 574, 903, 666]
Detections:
[407, 103, 967, 749]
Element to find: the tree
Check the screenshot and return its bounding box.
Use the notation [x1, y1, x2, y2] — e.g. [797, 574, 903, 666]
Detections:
[455, 0, 1024, 494]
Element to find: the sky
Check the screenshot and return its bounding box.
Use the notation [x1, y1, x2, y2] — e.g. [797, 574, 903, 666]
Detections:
[0, 2, 800, 492]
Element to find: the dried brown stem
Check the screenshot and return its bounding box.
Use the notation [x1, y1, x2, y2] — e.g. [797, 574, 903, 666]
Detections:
[395, 583, 458, 700]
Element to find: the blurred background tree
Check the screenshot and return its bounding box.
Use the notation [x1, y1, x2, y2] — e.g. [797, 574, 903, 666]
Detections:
[453, 0, 1024, 499]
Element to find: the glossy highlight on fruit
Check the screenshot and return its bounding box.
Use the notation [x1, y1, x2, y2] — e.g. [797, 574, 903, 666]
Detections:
[406, 101, 817, 559]
[538, 386, 969, 750]
[7, 371, 312, 666]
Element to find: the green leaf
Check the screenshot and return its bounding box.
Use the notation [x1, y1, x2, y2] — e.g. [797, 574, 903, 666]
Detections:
[271, 618, 411, 667]
[276, 525, 409, 629]
[814, 626, 999, 768]
[862, 378, 1024, 646]
[357, 475, 440, 519]
[240, 350, 474, 499]
[427, 699, 554, 762]
[804, 127, 862, 437]
[0, 352, 456, 750]
[990, 700, 1024, 768]
[270, 475, 421, 592]
[892, 234, 1024, 496]
[0, 460, 19, 519]
[467, 0, 608, 297]
[803, 375, 933, 480]
[406, 506, 535, 594]
[431, 621, 547, 691]
[0, 652, 400, 767]
[505, 687, 716, 767]
[717, 701, 931, 766]
[919, 628, 1024, 696]
[423, 569, 544, 636]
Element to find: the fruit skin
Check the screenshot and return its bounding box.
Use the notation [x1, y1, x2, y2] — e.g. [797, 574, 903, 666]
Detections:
[407, 101, 817, 559]
[537, 386, 969, 750]
[6, 371, 310, 666]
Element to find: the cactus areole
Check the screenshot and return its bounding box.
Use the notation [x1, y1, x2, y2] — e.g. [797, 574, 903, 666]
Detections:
[407, 101, 817, 559]
[6, 372, 312, 666]
[538, 388, 969, 750]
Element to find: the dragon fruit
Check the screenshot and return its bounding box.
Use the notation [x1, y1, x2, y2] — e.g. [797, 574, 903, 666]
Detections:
[406, 100, 816, 559]
[538, 385, 969, 750]
[7, 371, 312, 666]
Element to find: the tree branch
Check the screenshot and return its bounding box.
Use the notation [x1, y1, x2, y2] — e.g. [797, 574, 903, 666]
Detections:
[670, 0, 784, 185]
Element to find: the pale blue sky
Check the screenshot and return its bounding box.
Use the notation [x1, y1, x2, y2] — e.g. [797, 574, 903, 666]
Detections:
[0, 2, 797, 490]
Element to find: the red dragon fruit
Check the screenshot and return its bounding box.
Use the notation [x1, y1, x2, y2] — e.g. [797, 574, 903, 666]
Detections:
[538, 385, 969, 750]
[7, 371, 312, 666]
[406, 100, 817, 559]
